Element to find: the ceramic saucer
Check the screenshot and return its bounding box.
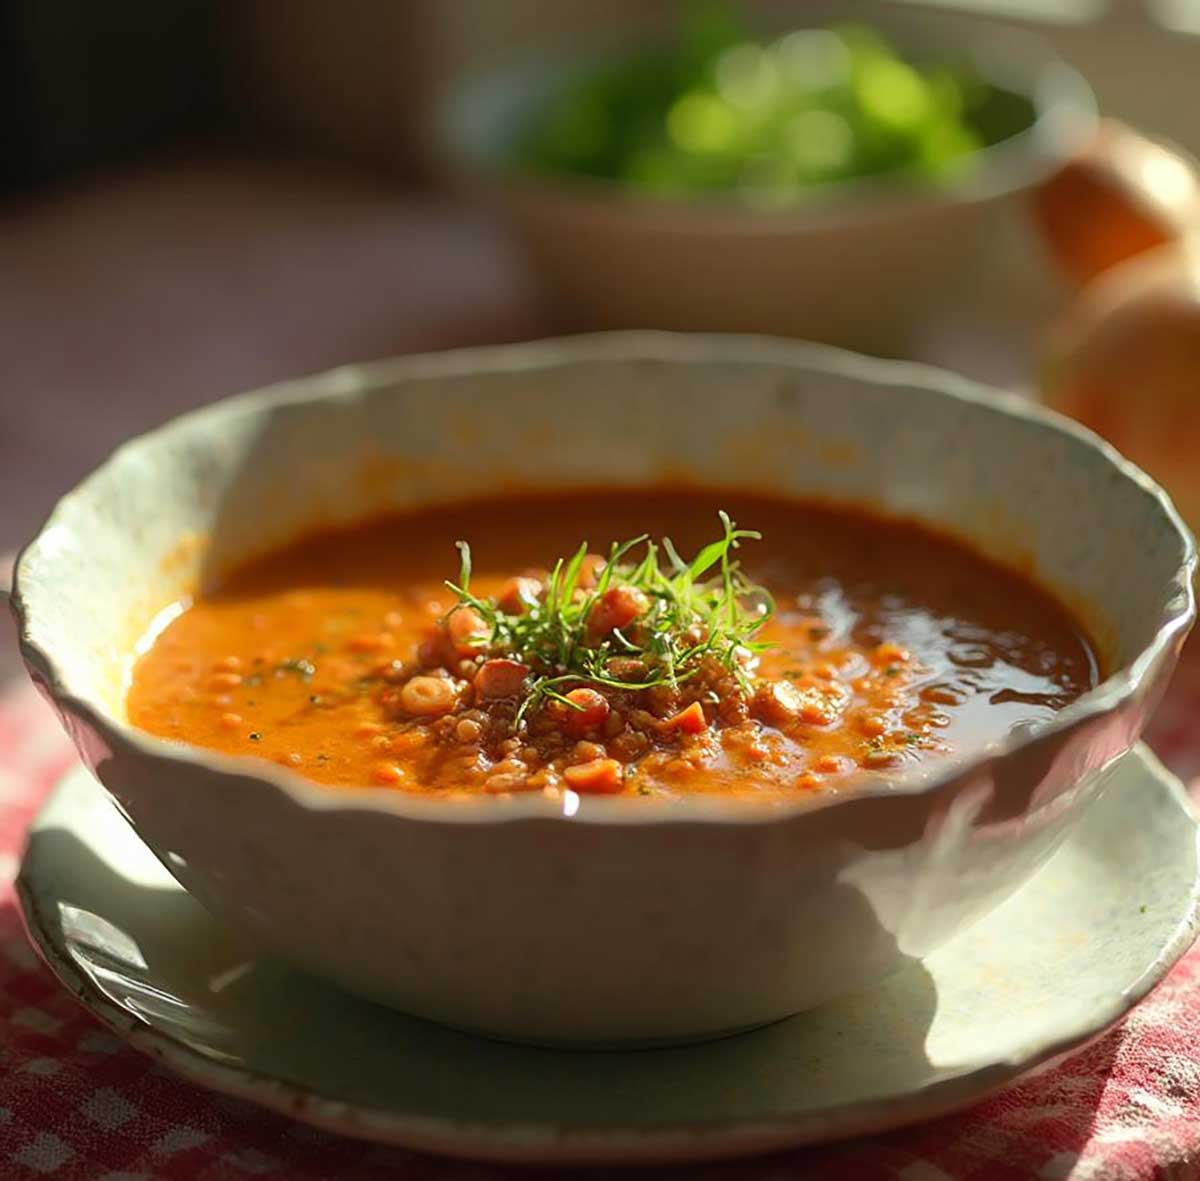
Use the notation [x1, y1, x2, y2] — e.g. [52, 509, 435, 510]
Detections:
[17, 747, 1200, 1166]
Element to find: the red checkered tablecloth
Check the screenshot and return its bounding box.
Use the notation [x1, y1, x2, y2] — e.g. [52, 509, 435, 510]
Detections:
[4, 647, 1200, 1180]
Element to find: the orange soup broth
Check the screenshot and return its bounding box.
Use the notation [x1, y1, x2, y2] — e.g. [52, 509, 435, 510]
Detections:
[127, 489, 1098, 798]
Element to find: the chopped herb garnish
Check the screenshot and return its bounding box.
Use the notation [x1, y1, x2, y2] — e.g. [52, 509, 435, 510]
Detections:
[444, 512, 775, 728]
[884, 666, 900, 678]
[243, 674, 262, 687]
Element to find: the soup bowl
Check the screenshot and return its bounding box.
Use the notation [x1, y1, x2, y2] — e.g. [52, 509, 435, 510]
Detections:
[11, 333, 1195, 1046]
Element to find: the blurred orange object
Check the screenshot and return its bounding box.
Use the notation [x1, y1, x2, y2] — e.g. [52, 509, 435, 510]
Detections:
[1031, 120, 1200, 289]
[1042, 237, 1200, 529]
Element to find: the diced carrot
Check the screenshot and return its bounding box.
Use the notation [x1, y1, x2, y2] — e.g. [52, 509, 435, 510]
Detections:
[446, 607, 488, 655]
[497, 576, 542, 615]
[664, 701, 707, 734]
[564, 687, 609, 736]
[564, 758, 624, 794]
[586, 586, 649, 640]
[474, 659, 529, 699]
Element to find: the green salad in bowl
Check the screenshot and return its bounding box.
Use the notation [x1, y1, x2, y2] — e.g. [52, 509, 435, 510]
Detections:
[436, 1, 1094, 347]
[515, 5, 1036, 206]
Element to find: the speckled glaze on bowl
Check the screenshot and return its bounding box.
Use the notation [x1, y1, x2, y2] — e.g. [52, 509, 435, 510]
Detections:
[10, 332, 1196, 1047]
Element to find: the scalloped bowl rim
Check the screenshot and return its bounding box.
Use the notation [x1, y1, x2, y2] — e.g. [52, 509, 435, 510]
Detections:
[10, 332, 1197, 828]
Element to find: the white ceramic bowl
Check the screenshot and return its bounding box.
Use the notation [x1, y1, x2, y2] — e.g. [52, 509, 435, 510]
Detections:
[11, 333, 1195, 1047]
[436, 6, 1096, 353]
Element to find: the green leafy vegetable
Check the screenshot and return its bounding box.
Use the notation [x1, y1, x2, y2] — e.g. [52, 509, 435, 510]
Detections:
[516, 5, 1035, 203]
[444, 513, 774, 727]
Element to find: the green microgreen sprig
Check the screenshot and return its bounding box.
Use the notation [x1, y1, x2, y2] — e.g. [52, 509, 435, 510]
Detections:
[444, 512, 774, 728]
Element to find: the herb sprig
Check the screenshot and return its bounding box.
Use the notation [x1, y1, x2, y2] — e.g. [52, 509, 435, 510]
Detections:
[444, 512, 774, 726]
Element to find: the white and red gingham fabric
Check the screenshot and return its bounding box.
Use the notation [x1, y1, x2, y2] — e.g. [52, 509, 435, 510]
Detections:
[3, 649, 1200, 1180]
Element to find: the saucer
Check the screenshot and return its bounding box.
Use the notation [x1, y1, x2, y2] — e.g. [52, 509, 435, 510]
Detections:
[17, 748, 1200, 1165]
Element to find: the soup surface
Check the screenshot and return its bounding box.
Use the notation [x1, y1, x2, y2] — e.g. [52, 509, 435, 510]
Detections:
[127, 488, 1098, 798]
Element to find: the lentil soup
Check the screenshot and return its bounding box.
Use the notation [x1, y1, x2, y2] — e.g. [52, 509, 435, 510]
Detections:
[126, 488, 1098, 798]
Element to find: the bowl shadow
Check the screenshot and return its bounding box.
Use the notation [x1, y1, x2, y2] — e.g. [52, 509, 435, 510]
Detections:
[25, 820, 942, 1154]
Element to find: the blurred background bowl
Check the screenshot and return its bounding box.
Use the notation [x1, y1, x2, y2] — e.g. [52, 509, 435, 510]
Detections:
[437, 4, 1096, 355]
